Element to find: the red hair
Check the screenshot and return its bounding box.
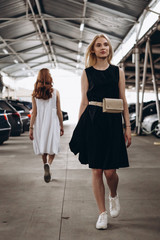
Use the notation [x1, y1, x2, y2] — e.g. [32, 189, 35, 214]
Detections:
[32, 68, 53, 100]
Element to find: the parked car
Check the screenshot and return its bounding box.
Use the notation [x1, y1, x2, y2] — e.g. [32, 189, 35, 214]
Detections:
[5, 98, 32, 110]
[129, 102, 159, 131]
[0, 100, 23, 136]
[19, 100, 32, 110]
[7, 100, 31, 132]
[128, 101, 155, 114]
[142, 114, 160, 138]
[29, 108, 68, 122]
[62, 111, 69, 121]
[0, 108, 11, 144]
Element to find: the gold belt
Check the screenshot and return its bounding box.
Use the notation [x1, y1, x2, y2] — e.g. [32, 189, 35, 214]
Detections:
[89, 101, 103, 107]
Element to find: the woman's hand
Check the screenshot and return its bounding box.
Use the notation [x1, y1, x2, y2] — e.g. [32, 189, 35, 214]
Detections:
[29, 129, 34, 140]
[124, 127, 131, 148]
[60, 127, 64, 136]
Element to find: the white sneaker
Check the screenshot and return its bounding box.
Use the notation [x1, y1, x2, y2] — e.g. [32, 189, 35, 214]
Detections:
[96, 211, 108, 230]
[109, 194, 120, 218]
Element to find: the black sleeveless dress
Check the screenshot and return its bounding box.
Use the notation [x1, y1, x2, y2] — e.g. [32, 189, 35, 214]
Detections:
[69, 64, 129, 170]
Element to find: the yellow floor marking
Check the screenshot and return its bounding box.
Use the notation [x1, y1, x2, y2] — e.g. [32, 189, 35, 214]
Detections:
[153, 142, 160, 145]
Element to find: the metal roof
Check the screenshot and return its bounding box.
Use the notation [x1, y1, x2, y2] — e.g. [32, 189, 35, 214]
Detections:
[120, 21, 160, 90]
[0, 0, 153, 79]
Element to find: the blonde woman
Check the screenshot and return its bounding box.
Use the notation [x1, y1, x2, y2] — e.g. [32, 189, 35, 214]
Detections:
[29, 68, 64, 183]
[69, 34, 131, 229]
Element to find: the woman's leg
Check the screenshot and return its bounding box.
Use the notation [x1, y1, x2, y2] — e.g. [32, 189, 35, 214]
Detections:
[92, 169, 106, 213]
[42, 153, 47, 164]
[104, 169, 120, 218]
[48, 154, 55, 165]
[42, 154, 51, 183]
[104, 169, 118, 197]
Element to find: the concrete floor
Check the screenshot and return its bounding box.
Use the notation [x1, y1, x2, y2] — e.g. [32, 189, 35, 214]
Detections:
[0, 123, 160, 240]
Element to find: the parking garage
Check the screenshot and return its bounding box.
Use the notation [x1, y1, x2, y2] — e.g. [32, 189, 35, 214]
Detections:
[0, 1, 160, 240]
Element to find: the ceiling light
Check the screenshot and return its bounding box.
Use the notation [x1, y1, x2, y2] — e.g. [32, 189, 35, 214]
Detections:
[3, 48, 9, 54]
[78, 41, 82, 48]
[80, 23, 84, 32]
[14, 59, 18, 64]
[76, 64, 79, 68]
[22, 67, 25, 71]
[28, 72, 31, 76]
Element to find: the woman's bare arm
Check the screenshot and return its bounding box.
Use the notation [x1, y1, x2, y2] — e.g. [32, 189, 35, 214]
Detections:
[29, 97, 37, 140]
[56, 90, 64, 136]
[78, 70, 89, 119]
[119, 67, 131, 147]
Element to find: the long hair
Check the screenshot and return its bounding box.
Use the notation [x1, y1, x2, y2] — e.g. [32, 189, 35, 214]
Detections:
[85, 34, 113, 68]
[32, 68, 53, 100]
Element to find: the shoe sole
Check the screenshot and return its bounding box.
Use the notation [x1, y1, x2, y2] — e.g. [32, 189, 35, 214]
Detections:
[44, 164, 51, 183]
[110, 213, 120, 218]
[96, 226, 107, 230]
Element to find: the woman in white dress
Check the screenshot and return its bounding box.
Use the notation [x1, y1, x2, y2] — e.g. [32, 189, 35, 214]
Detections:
[29, 68, 64, 183]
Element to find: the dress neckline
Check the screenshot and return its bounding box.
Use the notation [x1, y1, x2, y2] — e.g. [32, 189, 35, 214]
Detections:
[92, 64, 111, 71]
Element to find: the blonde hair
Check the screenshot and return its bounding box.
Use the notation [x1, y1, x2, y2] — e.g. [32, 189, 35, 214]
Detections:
[32, 68, 53, 100]
[85, 34, 113, 68]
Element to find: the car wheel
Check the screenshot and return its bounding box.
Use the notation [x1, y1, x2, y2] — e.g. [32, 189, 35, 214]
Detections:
[154, 123, 160, 138]
[152, 121, 158, 135]
[12, 131, 21, 136]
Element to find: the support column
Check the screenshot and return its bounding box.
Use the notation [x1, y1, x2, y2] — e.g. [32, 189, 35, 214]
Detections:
[148, 41, 160, 124]
[135, 46, 140, 134]
[138, 40, 149, 134]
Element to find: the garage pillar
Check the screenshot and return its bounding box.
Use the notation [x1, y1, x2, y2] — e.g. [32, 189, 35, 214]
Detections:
[138, 40, 149, 135]
[135, 46, 140, 134]
[148, 41, 160, 124]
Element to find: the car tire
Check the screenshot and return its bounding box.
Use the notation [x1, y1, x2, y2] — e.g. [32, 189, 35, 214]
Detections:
[152, 121, 160, 138]
[12, 131, 21, 136]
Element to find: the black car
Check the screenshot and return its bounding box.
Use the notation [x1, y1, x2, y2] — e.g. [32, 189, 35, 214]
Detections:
[62, 111, 69, 121]
[20, 100, 32, 110]
[8, 100, 31, 132]
[0, 108, 11, 144]
[128, 100, 156, 114]
[0, 100, 23, 136]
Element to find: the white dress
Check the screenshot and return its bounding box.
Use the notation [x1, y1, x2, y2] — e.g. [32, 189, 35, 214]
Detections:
[33, 89, 60, 155]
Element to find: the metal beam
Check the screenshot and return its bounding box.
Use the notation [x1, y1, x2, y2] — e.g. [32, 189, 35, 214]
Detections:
[34, 0, 57, 66]
[135, 47, 140, 133]
[87, 1, 136, 22]
[138, 40, 149, 135]
[0, 14, 33, 29]
[48, 31, 89, 46]
[43, 13, 122, 42]
[148, 40, 160, 124]
[27, 0, 54, 68]
[142, 47, 160, 54]
[125, 62, 160, 69]
[0, 36, 35, 75]
[0, 17, 95, 21]
[0, 33, 41, 48]
[125, 71, 160, 78]
[77, 0, 87, 66]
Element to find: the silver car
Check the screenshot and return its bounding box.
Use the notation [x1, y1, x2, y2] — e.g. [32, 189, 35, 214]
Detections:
[142, 114, 160, 138]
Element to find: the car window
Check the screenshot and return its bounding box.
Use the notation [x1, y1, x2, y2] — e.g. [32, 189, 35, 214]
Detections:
[0, 101, 12, 112]
[12, 105, 23, 111]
